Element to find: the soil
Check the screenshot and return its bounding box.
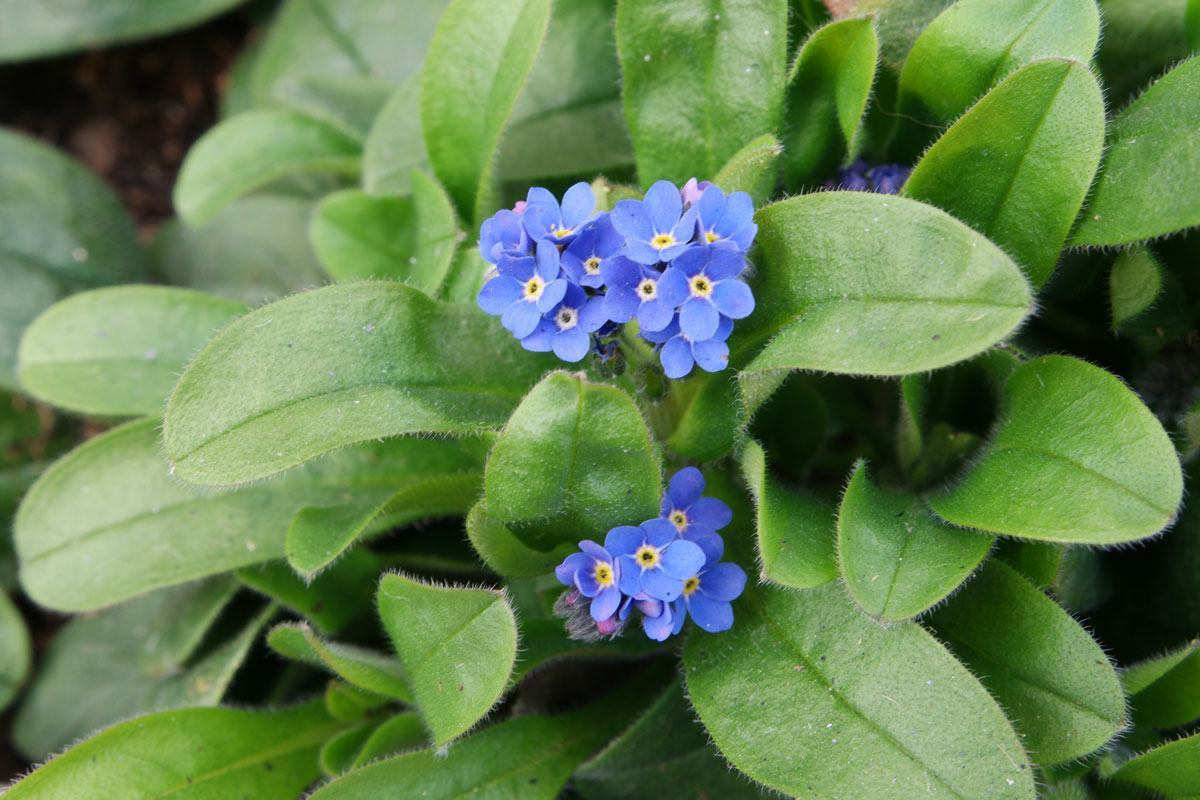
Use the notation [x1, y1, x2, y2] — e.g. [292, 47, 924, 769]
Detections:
[0, 11, 252, 784]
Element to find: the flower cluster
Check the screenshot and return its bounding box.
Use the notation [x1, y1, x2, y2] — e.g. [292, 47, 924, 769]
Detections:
[476, 179, 757, 379]
[825, 159, 912, 194]
[553, 467, 747, 642]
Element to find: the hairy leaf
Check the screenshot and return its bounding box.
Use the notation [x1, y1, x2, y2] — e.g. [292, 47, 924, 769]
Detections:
[362, 77, 427, 196]
[237, 551, 380, 634]
[274, 74, 393, 143]
[1108, 734, 1200, 796]
[1122, 641, 1200, 729]
[464, 501, 576, 578]
[267, 622, 412, 702]
[713, 134, 783, 208]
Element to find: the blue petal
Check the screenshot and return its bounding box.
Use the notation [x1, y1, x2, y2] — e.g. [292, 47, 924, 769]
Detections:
[520, 320, 554, 352]
[522, 202, 559, 241]
[537, 278, 569, 313]
[668, 466, 705, 509]
[640, 317, 679, 345]
[691, 337, 730, 373]
[712, 280, 754, 319]
[659, 539, 706, 580]
[705, 248, 745, 281]
[552, 328, 590, 363]
[575, 567, 600, 597]
[713, 191, 753, 237]
[686, 593, 734, 632]
[671, 598, 687, 635]
[594, 215, 625, 256]
[560, 182, 595, 228]
[670, 204, 700, 242]
[680, 297, 719, 342]
[617, 555, 643, 595]
[622, 239, 662, 265]
[643, 180, 682, 232]
[641, 517, 677, 548]
[698, 562, 747, 602]
[689, 497, 733, 531]
[526, 187, 557, 207]
[611, 199, 653, 241]
[535, 241, 561, 281]
[684, 529, 724, 567]
[560, 249, 587, 284]
[502, 300, 541, 338]
[656, 267, 689, 307]
[590, 584, 621, 621]
[637, 297, 674, 332]
[476, 276, 522, 315]
[641, 601, 675, 641]
[578, 539, 610, 561]
[497, 255, 535, 280]
[672, 246, 707, 277]
[730, 223, 757, 251]
[713, 314, 734, 342]
[555, 552, 589, 586]
[579, 296, 609, 332]
[641, 567, 684, 602]
[600, 255, 641, 289]
[603, 286, 640, 324]
[660, 335, 694, 378]
[696, 185, 727, 229]
[605, 525, 644, 556]
[659, 241, 694, 263]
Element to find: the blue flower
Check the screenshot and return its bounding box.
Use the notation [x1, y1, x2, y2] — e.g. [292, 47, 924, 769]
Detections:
[476, 241, 570, 339]
[867, 163, 911, 195]
[611, 180, 700, 264]
[670, 246, 755, 342]
[827, 159, 911, 194]
[606, 519, 705, 602]
[522, 182, 597, 245]
[617, 594, 676, 642]
[518, 282, 608, 362]
[601, 257, 689, 333]
[643, 308, 734, 379]
[561, 215, 624, 288]
[478, 208, 530, 264]
[660, 467, 733, 538]
[555, 540, 623, 622]
[695, 186, 757, 252]
[671, 536, 747, 634]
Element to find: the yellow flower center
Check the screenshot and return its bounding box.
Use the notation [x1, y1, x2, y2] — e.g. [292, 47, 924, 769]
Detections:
[669, 510, 688, 532]
[683, 576, 700, 596]
[689, 274, 713, 298]
[638, 278, 657, 299]
[594, 562, 614, 587]
[705, 230, 719, 244]
[584, 256, 602, 275]
[650, 233, 676, 250]
[553, 227, 574, 238]
[524, 276, 545, 300]
[635, 545, 660, 569]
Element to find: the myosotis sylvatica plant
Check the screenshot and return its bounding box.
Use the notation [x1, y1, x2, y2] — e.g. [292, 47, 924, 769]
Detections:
[1, 0, 1199, 797]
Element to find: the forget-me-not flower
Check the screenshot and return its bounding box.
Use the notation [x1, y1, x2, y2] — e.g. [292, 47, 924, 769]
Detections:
[671, 246, 755, 343]
[611, 180, 699, 264]
[695, 186, 757, 252]
[644, 310, 734, 379]
[476, 242, 570, 339]
[561, 214, 624, 288]
[660, 467, 734, 538]
[478, 208, 530, 264]
[606, 519, 705, 602]
[670, 537, 747, 634]
[601, 257, 689, 333]
[520, 282, 607, 362]
[555, 540, 623, 622]
[523, 183, 597, 245]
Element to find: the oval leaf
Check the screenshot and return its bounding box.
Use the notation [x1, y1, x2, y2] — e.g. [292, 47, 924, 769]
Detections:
[929, 356, 1184, 543]
[1073, 56, 1200, 246]
[0, 590, 29, 713]
[616, 0, 789, 185]
[267, 622, 412, 703]
[713, 133, 783, 209]
[1108, 734, 1200, 797]
[904, 58, 1105, 288]
[464, 501, 576, 578]
[837, 462, 993, 622]
[162, 282, 551, 486]
[1122, 641, 1200, 729]
[738, 192, 1033, 376]
[930, 560, 1125, 765]
[363, 77, 427, 197]
[377, 572, 518, 745]
[18, 286, 246, 417]
[685, 583, 1034, 798]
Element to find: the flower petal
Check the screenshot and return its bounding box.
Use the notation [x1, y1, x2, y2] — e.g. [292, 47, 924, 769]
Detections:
[552, 328, 591, 363]
[659, 539, 706, 579]
[641, 567, 685, 602]
[537, 278, 568, 313]
[660, 335, 694, 378]
[590, 585, 621, 621]
[686, 593, 734, 632]
[605, 525, 644, 556]
[641, 601, 676, 641]
[617, 555, 643, 595]
[656, 267, 690, 306]
[698, 562, 747, 602]
[688, 496, 733, 531]
[668, 467, 705, 509]
[697, 185, 727, 228]
[520, 320, 554, 352]
[535, 241, 561, 281]
[680, 297, 719, 342]
[712, 279, 755, 319]
[611, 199, 653, 241]
[497, 254, 535, 280]
[640, 518, 677, 548]
[705, 248, 745, 281]
[560, 182, 595, 228]
[575, 567, 600, 597]
[554, 552, 589, 586]
[579, 296, 609, 332]
[643, 180, 683, 232]
[637, 297, 674, 332]
[684, 529, 724, 567]
[621, 239, 662, 265]
[670, 204, 700, 242]
[713, 191, 753, 237]
[603, 286, 640, 324]
[502, 299, 541, 338]
[476, 276, 523, 315]
[671, 598, 687, 635]
[691, 337, 730, 373]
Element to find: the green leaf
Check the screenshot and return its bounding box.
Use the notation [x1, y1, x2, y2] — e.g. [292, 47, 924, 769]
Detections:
[497, 0, 634, 182]
[1109, 246, 1166, 332]
[0, 590, 29, 713]
[11, 579, 270, 760]
[512, 617, 661, 685]
[616, 0, 789, 185]
[575, 678, 767, 799]
[997, 539, 1064, 588]
[930, 560, 1124, 765]
[903, 59, 1105, 289]
[464, 500, 575, 578]
[348, 712, 426, 770]
[237, 550, 381, 634]
[739, 440, 836, 589]
[325, 680, 390, 723]
[837, 462, 992, 621]
[782, 17, 878, 190]
[15, 418, 470, 610]
[1122, 641, 1200, 729]
[174, 110, 361, 225]
[1097, 0, 1199, 101]
[153, 194, 327, 305]
[655, 371, 744, 463]
[737, 192, 1032, 377]
[320, 724, 377, 777]
[362, 77, 427, 197]
[1108, 734, 1200, 796]
[274, 74, 393, 143]
[0, 128, 146, 390]
[17, 286, 245, 417]
[308, 679, 652, 800]
[422, 0, 552, 223]
[377, 572, 518, 745]
[1073, 56, 1200, 246]
[899, 0, 1100, 125]
[929, 356, 1184, 543]
[483, 371, 660, 551]
[6, 700, 343, 799]
[0, 0, 246, 62]
[311, 175, 460, 293]
[713, 134, 783, 209]
[267, 622, 412, 702]
[684, 583, 1034, 798]
[162, 282, 552, 486]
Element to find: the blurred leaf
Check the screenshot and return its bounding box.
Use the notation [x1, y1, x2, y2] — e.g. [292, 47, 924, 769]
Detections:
[655, 370, 744, 463]
[162, 282, 552, 486]
[837, 462, 992, 621]
[0, 128, 146, 390]
[362, 78, 427, 196]
[782, 17, 878, 190]
[274, 74, 393, 143]
[325, 680, 390, 723]
[904, 59, 1105, 288]
[377, 573, 517, 745]
[17, 286, 245, 417]
[174, 110, 360, 225]
[930, 356, 1184, 544]
[6, 700, 343, 799]
[684, 583, 1034, 798]
[320, 724, 376, 777]
[0, 589, 29, 713]
[1108, 734, 1200, 796]
[996, 539, 1063, 588]
[1110, 247, 1166, 332]
[713, 134, 783, 208]
[616, 0, 788, 185]
[153, 195, 326, 305]
[422, 0, 552, 223]
[1097, 0, 1198, 101]
[930, 561, 1124, 765]
[740, 440, 836, 588]
[1073, 56, 1200, 246]
[483, 372, 660, 552]
[0, 0, 247, 62]
[237, 550, 381, 634]
[1122, 641, 1200, 729]
[736, 192, 1032, 377]
[267, 622, 412, 702]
